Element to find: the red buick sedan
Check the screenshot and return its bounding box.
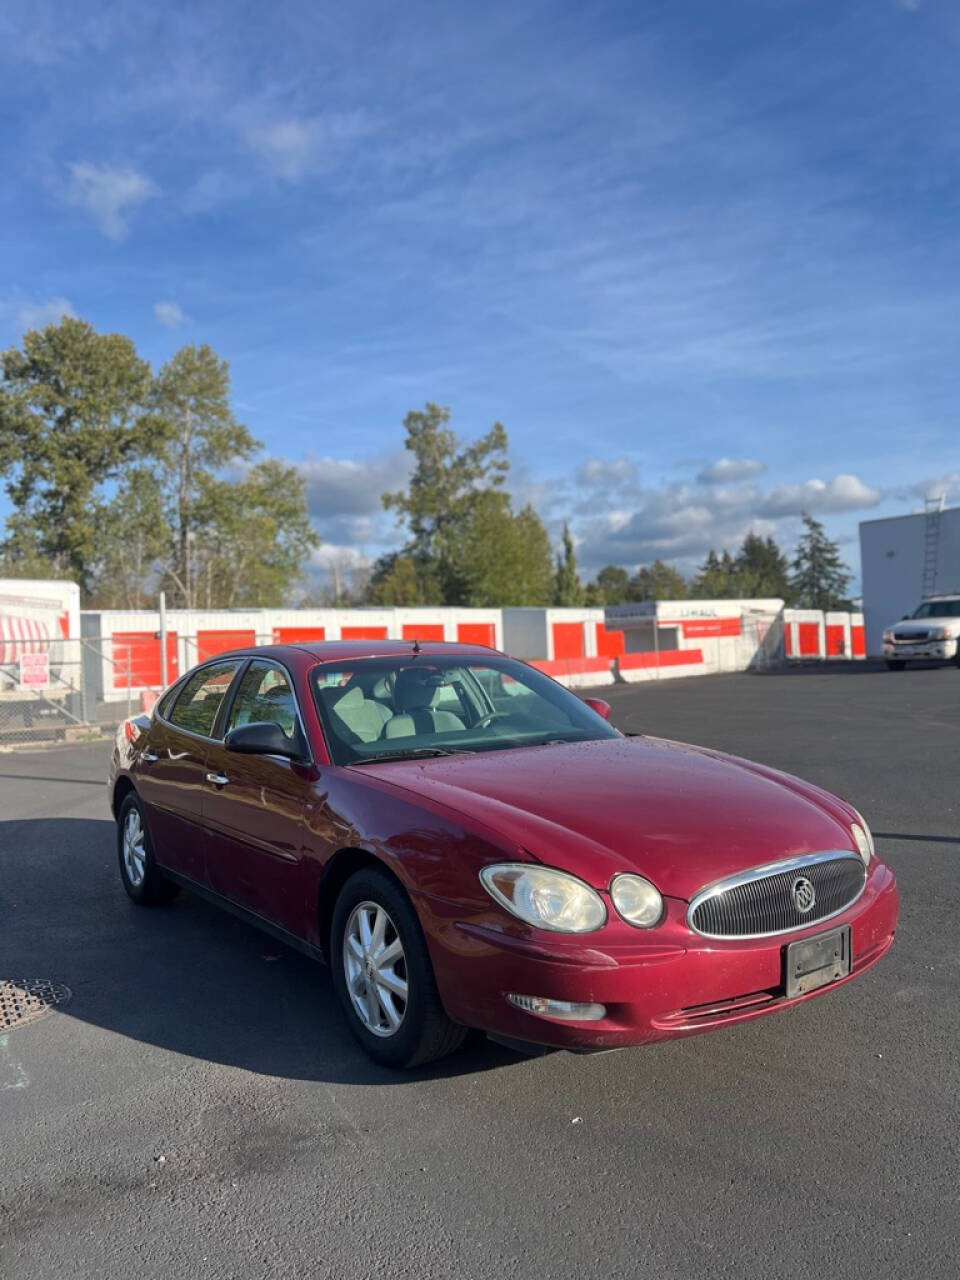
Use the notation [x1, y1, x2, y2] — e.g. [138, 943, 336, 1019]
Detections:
[109, 640, 898, 1068]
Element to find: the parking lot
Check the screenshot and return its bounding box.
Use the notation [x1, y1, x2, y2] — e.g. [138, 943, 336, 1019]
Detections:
[1, 662, 957, 1280]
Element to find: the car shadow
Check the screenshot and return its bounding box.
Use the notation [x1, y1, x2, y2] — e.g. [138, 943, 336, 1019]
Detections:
[0, 817, 534, 1084]
[752, 659, 957, 676]
[875, 831, 960, 846]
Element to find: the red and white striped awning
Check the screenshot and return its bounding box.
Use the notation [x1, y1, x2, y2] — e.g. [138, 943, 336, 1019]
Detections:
[0, 615, 52, 665]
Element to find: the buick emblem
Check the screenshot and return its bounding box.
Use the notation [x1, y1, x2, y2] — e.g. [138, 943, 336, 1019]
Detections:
[792, 876, 816, 914]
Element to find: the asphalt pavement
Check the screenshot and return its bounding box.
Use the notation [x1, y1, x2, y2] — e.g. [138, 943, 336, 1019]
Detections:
[1, 661, 958, 1279]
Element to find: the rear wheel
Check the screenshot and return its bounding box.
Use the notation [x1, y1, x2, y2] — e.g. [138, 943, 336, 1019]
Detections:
[330, 867, 466, 1068]
[886, 659, 906, 671]
[117, 793, 179, 905]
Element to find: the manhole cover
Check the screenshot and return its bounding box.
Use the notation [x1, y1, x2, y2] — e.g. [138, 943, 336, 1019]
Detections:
[0, 979, 71, 1032]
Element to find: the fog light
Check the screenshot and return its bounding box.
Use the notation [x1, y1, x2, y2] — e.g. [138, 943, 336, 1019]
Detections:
[506, 993, 607, 1021]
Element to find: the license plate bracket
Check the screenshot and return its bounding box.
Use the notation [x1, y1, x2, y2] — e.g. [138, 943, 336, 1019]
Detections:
[784, 925, 851, 999]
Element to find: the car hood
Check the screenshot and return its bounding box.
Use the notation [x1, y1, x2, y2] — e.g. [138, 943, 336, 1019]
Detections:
[887, 618, 960, 636]
[356, 736, 859, 901]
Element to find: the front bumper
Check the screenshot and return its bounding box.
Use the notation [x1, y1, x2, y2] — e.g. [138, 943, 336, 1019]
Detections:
[883, 639, 956, 660]
[422, 862, 898, 1050]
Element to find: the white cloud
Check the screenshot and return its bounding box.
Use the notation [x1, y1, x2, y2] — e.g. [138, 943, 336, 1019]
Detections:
[300, 451, 412, 520]
[575, 458, 638, 489]
[246, 113, 374, 182]
[757, 474, 882, 517]
[697, 458, 766, 484]
[65, 162, 158, 240]
[153, 301, 186, 329]
[312, 544, 372, 572]
[16, 296, 76, 330]
[574, 471, 882, 572]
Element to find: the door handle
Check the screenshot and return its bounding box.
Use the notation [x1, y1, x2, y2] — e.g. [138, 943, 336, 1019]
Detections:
[205, 772, 230, 786]
[142, 751, 159, 763]
[168, 749, 188, 760]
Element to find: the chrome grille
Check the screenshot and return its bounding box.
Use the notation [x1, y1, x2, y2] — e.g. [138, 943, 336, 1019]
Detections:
[688, 853, 866, 939]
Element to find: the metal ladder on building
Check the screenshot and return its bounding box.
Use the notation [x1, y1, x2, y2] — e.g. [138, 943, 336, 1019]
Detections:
[922, 493, 945, 599]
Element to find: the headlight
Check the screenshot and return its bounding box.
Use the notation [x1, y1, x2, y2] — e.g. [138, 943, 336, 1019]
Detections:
[882, 631, 894, 643]
[928, 626, 946, 639]
[850, 818, 874, 866]
[479, 864, 607, 933]
[610, 873, 663, 928]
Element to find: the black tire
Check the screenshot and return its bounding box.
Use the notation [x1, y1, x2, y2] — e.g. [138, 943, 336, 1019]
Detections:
[116, 792, 179, 906]
[330, 866, 466, 1069]
[886, 660, 906, 671]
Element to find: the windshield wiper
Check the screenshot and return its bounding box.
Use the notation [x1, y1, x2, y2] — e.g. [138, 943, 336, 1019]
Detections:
[348, 746, 474, 766]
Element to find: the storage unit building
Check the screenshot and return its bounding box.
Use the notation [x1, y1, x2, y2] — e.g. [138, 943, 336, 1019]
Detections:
[860, 505, 960, 655]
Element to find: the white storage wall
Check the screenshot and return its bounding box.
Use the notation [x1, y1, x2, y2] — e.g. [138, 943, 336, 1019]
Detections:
[860, 507, 960, 654]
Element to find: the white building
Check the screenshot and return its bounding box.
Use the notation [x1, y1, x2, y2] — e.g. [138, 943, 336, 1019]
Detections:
[859, 505, 960, 654]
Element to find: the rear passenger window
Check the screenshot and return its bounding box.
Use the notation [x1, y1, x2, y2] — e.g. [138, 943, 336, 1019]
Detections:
[226, 662, 298, 739]
[168, 662, 241, 738]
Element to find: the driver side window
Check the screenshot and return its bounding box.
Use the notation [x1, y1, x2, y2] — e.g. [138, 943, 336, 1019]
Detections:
[226, 662, 298, 739]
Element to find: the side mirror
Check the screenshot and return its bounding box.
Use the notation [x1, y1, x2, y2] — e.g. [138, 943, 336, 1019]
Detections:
[225, 721, 303, 760]
[901, 615, 910, 620]
[583, 697, 612, 721]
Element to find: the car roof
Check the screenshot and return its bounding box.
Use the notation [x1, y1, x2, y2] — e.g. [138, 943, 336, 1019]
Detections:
[292, 639, 500, 661]
[201, 639, 503, 665]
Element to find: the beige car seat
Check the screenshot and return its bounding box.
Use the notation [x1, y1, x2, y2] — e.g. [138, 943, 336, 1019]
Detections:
[321, 684, 392, 744]
[383, 669, 465, 738]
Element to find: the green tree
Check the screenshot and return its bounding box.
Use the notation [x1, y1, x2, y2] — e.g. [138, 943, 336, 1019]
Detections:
[0, 317, 152, 591]
[690, 549, 738, 597]
[734, 532, 791, 600]
[449, 493, 554, 606]
[149, 344, 260, 607]
[186, 460, 319, 608]
[383, 403, 509, 603]
[87, 468, 171, 608]
[790, 513, 850, 610]
[367, 553, 422, 606]
[592, 564, 631, 604]
[554, 523, 584, 605]
[628, 559, 688, 601]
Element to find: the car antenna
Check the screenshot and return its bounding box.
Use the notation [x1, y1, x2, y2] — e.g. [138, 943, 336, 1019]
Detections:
[412, 638, 421, 655]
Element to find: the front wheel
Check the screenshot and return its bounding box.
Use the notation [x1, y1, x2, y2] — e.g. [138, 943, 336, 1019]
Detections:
[117, 793, 179, 905]
[886, 659, 906, 671]
[330, 867, 466, 1068]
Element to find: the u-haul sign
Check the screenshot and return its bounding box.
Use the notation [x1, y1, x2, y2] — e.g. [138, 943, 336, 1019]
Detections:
[18, 651, 50, 690]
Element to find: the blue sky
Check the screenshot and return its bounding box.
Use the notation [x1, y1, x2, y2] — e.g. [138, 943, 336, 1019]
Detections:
[2, 0, 959, 593]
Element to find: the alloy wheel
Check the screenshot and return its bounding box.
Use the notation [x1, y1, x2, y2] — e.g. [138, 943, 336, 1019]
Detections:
[342, 901, 408, 1037]
[122, 808, 147, 887]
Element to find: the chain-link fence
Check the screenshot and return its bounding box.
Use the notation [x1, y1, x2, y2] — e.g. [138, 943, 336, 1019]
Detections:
[0, 633, 165, 750]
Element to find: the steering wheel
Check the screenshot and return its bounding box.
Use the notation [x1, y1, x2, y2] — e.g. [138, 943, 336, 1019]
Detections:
[474, 710, 509, 730]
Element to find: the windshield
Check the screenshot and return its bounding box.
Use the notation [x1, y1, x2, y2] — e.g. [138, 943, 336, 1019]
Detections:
[912, 601, 960, 618]
[310, 655, 619, 766]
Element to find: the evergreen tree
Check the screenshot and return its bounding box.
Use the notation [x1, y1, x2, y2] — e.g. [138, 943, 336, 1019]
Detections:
[592, 564, 631, 604]
[628, 559, 688, 601]
[790, 513, 850, 609]
[734, 532, 791, 600]
[690, 549, 738, 598]
[553, 523, 584, 605]
[450, 494, 554, 606]
[367, 553, 422, 606]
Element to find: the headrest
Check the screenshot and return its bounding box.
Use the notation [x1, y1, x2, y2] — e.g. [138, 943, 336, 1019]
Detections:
[320, 683, 363, 713]
[395, 667, 444, 711]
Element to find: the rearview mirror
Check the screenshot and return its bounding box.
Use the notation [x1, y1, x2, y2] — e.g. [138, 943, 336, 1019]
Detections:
[583, 697, 612, 721]
[225, 721, 303, 760]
